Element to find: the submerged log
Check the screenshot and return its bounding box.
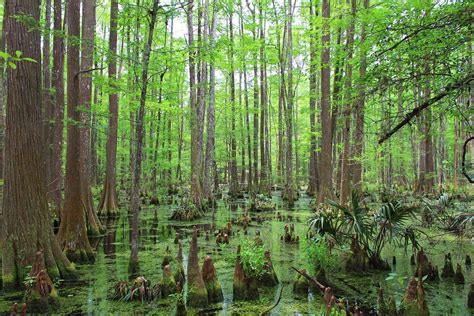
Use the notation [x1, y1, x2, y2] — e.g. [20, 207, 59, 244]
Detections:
[25, 251, 59, 313]
[186, 226, 208, 307]
[202, 255, 224, 303]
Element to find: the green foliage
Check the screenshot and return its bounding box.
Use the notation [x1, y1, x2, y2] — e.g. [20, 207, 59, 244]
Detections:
[309, 192, 421, 264]
[239, 239, 265, 278]
[303, 236, 338, 272]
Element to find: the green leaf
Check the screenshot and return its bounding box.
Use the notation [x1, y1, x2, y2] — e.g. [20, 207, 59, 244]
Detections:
[15, 50, 22, 58]
[22, 57, 37, 63]
[0, 51, 10, 59]
[8, 62, 16, 69]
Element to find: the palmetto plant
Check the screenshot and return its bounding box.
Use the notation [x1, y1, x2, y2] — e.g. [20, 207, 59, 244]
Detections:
[309, 191, 372, 245]
[370, 201, 419, 264]
[309, 192, 421, 269]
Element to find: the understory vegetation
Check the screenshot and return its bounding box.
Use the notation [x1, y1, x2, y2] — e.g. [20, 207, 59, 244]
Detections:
[0, 0, 473, 314]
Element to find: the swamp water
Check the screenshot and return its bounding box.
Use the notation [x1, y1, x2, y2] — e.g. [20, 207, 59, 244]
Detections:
[0, 191, 472, 315]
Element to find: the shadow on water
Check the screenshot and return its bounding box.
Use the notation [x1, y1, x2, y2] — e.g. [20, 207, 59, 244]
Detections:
[0, 191, 472, 315]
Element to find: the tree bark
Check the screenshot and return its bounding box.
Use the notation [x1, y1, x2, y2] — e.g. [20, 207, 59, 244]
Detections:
[50, 0, 65, 218]
[1, 0, 75, 289]
[57, 0, 95, 263]
[204, 0, 218, 203]
[43, 0, 53, 189]
[188, 0, 205, 209]
[352, 0, 368, 191]
[307, 0, 319, 195]
[228, 4, 239, 198]
[318, 0, 334, 203]
[129, 0, 160, 274]
[98, 0, 120, 216]
[339, 0, 356, 205]
[285, 0, 295, 206]
[80, 0, 103, 235]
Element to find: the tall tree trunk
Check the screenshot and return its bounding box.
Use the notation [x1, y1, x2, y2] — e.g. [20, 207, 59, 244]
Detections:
[239, 0, 252, 192]
[308, 0, 319, 195]
[285, 0, 295, 206]
[129, 0, 160, 275]
[80, 0, 103, 235]
[57, 0, 95, 263]
[228, 3, 239, 198]
[339, 0, 356, 205]
[1, 0, 75, 289]
[0, 6, 5, 181]
[352, 0, 369, 192]
[423, 65, 434, 193]
[99, 0, 120, 216]
[259, 4, 270, 195]
[51, 0, 65, 218]
[43, 0, 53, 188]
[318, 0, 334, 203]
[204, 0, 218, 203]
[188, 0, 204, 209]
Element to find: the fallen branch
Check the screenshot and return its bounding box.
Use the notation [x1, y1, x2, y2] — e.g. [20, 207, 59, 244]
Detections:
[260, 285, 284, 316]
[378, 73, 473, 144]
[291, 266, 325, 292]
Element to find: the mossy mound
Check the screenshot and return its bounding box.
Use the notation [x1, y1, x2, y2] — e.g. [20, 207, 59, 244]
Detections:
[159, 265, 177, 298]
[169, 202, 203, 221]
[202, 256, 224, 303]
[250, 195, 276, 212]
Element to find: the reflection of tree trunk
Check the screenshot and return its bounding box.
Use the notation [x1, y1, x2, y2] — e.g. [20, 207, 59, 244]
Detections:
[104, 219, 118, 259]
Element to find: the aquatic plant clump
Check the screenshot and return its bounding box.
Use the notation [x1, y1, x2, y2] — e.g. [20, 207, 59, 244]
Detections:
[250, 194, 276, 212]
[112, 276, 151, 302]
[169, 201, 203, 221]
[233, 245, 260, 301]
